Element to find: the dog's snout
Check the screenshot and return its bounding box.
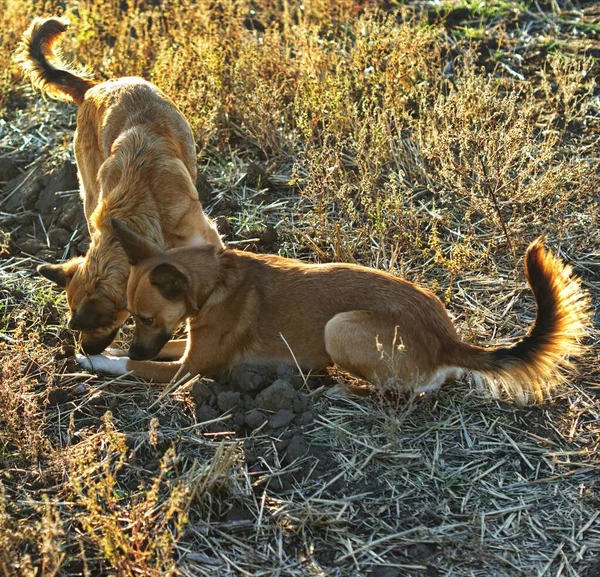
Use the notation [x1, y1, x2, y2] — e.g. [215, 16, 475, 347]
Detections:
[67, 310, 83, 330]
[80, 327, 120, 355]
[128, 344, 155, 361]
[129, 331, 172, 361]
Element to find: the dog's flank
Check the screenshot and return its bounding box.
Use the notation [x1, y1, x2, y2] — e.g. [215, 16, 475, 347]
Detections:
[82, 222, 590, 404]
[14, 18, 95, 105]
[16, 17, 224, 354]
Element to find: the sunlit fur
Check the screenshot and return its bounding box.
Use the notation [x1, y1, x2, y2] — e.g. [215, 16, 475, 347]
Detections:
[14, 18, 94, 105]
[457, 239, 591, 403]
[109, 223, 591, 405]
[16, 17, 224, 353]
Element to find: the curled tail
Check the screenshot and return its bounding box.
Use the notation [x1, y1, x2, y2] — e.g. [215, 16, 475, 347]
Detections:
[14, 17, 95, 106]
[451, 238, 591, 403]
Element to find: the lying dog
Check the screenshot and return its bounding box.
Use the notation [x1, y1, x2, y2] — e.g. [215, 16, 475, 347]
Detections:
[78, 219, 590, 404]
[15, 17, 223, 354]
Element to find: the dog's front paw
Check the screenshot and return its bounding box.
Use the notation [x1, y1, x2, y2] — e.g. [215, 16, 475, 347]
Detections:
[76, 354, 129, 376]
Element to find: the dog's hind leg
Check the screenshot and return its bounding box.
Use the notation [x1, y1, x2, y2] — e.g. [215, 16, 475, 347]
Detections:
[324, 310, 417, 394]
[324, 311, 400, 381]
[74, 115, 104, 223]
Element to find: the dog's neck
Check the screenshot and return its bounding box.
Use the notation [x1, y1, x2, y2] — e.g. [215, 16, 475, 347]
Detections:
[180, 248, 250, 323]
[92, 210, 166, 251]
[78, 234, 130, 305]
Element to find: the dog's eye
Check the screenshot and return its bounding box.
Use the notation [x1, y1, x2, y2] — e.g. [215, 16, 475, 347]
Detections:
[137, 315, 154, 326]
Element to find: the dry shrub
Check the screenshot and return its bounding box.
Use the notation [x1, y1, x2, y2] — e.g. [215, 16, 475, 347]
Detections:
[414, 56, 598, 254]
[63, 413, 189, 577]
[540, 51, 597, 125]
[229, 28, 299, 156]
[0, 486, 66, 577]
[59, 413, 242, 576]
[0, 327, 53, 461]
[0, 327, 66, 577]
[290, 14, 442, 266]
[294, 41, 599, 284]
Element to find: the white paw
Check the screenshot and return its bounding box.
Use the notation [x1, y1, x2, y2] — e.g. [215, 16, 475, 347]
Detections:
[76, 354, 129, 376]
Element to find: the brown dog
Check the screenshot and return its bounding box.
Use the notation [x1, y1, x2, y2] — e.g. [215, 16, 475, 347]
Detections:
[78, 219, 590, 404]
[15, 17, 224, 354]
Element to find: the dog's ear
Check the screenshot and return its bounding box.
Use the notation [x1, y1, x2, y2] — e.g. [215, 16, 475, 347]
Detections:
[37, 258, 83, 288]
[110, 218, 160, 265]
[149, 263, 189, 300]
[69, 295, 116, 331]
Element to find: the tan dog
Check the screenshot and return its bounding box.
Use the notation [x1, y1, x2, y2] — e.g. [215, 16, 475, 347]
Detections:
[78, 219, 590, 404]
[15, 17, 223, 354]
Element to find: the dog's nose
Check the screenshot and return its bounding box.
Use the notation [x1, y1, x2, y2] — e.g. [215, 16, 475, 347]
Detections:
[129, 344, 154, 361]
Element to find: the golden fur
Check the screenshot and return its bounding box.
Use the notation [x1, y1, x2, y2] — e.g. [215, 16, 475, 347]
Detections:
[82, 220, 590, 404]
[15, 17, 224, 354]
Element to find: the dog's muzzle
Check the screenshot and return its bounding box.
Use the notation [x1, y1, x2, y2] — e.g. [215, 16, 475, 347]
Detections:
[128, 331, 172, 361]
[80, 327, 120, 355]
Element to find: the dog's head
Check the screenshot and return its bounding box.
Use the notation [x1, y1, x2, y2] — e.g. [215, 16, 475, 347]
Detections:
[110, 218, 220, 361]
[38, 246, 130, 354]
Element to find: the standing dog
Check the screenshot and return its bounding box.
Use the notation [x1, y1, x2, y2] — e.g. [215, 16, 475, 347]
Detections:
[15, 17, 223, 354]
[78, 220, 590, 404]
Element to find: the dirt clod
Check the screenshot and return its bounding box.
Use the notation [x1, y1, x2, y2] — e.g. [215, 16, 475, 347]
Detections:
[406, 543, 437, 561]
[18, 238, 47, 255]
[217, 390, 241, 412]
[195, 172, 213, 205]
[299, 410, 314, 425]
[258, 224, 278, 247]
[276, 363, 305, 388]
[191, 381, 214, 405]
[284, 434, 308, 463]
[47, 227, 73, 248]
[269, 408, 295, 429]
[196, 404, 219, 423]
[215, 215, 232, 239]
[242, 162, 273, 191]
[0, 158, 21, 182]
[245, 409, 267, 429]
[255, 379, 306, 412]
[228, 364, 272, 392]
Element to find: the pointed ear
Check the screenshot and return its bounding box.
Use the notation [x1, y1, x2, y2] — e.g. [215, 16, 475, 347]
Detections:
[37, 258, 83, 288]
[110, 218, 160, 265]
[149, 263, 189, 300]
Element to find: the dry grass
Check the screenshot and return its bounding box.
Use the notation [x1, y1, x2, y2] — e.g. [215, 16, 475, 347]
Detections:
[1, 0, 600, 575]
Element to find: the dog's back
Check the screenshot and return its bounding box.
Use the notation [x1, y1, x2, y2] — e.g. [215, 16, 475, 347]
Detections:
[76, 78, 199, 218]
[78, 78, 198, 183]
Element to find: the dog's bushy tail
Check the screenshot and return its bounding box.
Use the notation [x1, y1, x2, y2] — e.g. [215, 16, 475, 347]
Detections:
[15, 17, 95, 106]
[449, 239, 591, 403]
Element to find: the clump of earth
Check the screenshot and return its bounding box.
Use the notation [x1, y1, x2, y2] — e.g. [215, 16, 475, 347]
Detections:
[190, 362, 338, 490]
[193, 363, 313, 443]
